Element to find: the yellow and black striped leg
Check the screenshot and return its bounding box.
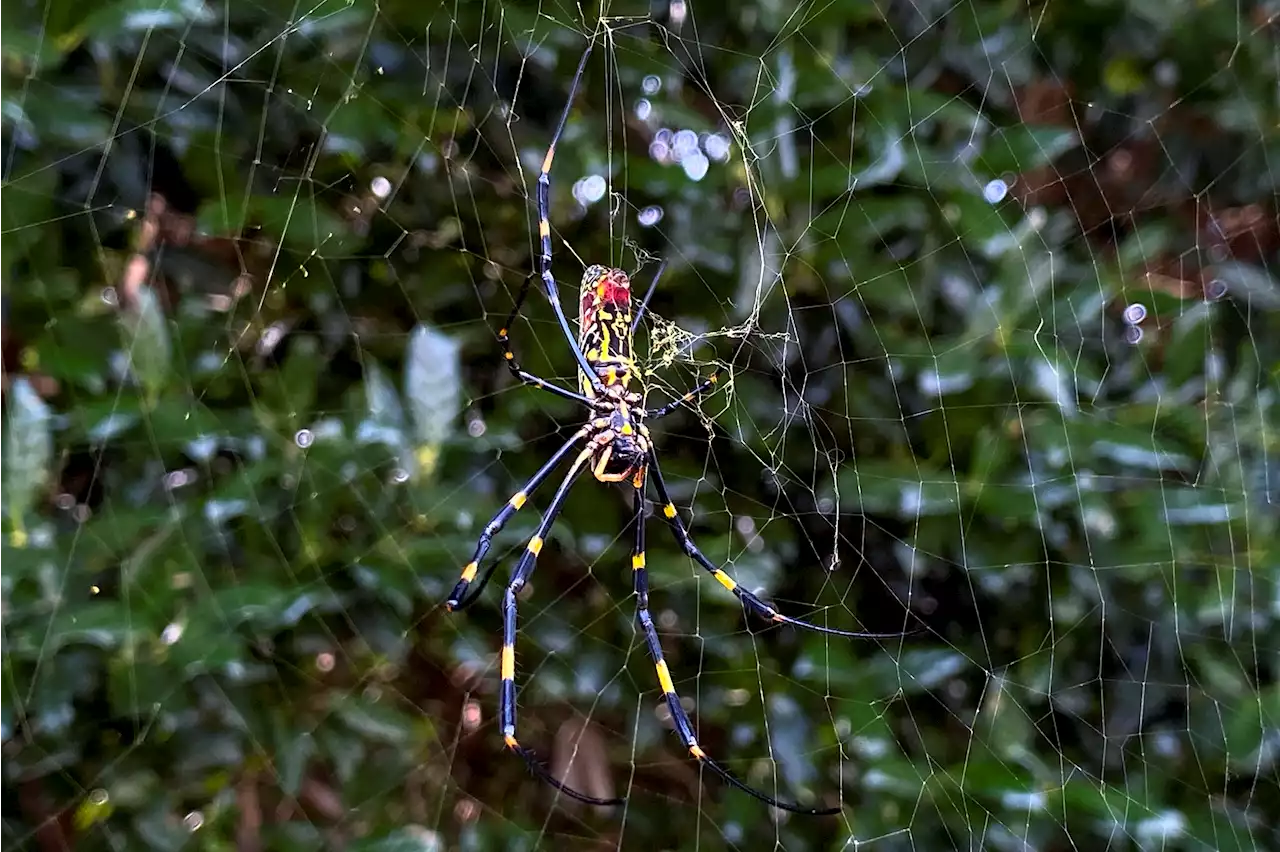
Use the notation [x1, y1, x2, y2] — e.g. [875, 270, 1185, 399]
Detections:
[534, 43, 606, 396]
[498, 274, 596, 408]
[646, 450, 903, 639]
[499, 448, 623, 807]
[630, 489, 840, 815]
[446, 427, 588, 611]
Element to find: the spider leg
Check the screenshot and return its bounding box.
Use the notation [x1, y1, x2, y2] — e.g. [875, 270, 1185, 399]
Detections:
[647, 310, 758, 420]
[446, 427, 590, 611]
[536, 44, 606, 396]
[499, 446, 624, 807]
[646, 449, 904, 639]
[648, 372, 718, 420]
[497, 274, 597, 406]
[629, 259, 666, 334]
[629, 488, 841, 815]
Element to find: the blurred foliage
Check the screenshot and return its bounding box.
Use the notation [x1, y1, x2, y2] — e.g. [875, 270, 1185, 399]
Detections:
[3, 0, 1278, 850]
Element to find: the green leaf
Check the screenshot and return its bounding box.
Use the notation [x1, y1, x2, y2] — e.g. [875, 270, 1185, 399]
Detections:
[10, 601, 152, 655]
[200, 583, 335, 631]
[975, 125, 1079, 177]
[349, 827, 444, 852]
[850, 127, 907, 189]
[119, 285, 171, 405]
[1, 26, 67, 71]
[404, 323, 462, 477]
[275, 723, 315, 797]
[3, 378, 53, 545]
[1, 167, 58, 283]
[76, 0, 215, 44]
[196, 193, 356, 255]
[330, 694, 418, 746]
[1208, 261, 1280, 310]
[364, 361, 405, 434]
[895, 649, 967, 693]
[836, 458, 968, 518]
[357, 360, 413, 478]
[260, 334, 323, 431]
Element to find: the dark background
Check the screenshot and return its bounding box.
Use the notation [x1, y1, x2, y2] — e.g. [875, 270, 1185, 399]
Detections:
[3, 0, 1277, 849]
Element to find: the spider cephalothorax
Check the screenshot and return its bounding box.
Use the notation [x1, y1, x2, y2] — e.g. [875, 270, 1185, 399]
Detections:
[584, 395, 650, 485]
[443, 41, 897, 817]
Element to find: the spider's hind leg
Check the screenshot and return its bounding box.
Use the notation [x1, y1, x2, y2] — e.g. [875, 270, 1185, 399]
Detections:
[495, 447, 625, 807]
[445, 427, 589, 611]
[628, 487, 841, 815]
[645, 448, 905, 640]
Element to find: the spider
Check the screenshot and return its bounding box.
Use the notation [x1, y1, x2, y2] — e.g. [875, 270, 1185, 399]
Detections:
[444, 44, 887, 816]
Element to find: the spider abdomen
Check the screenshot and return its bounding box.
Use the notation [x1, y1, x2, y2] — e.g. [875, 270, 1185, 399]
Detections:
[578, 265, 638, 396]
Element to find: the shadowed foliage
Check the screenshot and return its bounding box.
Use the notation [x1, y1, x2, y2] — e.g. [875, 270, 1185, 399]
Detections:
[3, 1, 1277, 850]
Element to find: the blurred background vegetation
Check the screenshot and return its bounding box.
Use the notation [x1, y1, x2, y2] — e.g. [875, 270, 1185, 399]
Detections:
[3, 0, 1277, 850]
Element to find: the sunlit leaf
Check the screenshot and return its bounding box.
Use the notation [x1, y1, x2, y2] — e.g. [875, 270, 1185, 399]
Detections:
[404, 323, 462, 478]
[1208, 261, 1280, 310]
[77, 0, 215, 44]
[119, 285, 171, 405]
[349, 827, 444, 852]
[3, 378, 53, 545]
[355, 359, 414, 480]
[331, 694, 418, 746]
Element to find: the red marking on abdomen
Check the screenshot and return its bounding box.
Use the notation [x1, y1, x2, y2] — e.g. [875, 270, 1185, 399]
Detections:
[579, 269, 631, 333]
[602, 280, 630, 306]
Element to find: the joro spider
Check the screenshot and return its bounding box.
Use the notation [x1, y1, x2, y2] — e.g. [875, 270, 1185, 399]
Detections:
[445, 44, 888, 816]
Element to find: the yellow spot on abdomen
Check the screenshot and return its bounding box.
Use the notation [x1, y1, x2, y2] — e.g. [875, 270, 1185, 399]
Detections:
[504, 733, 520, 749]
[632, 553, 646, 571]
[461, 561, 478, 582]
[689, 743, 706, 759]
[510, 491, 527, 509]
[527, 535, 544, 555]
[712, 570, 737, 592]
[538, 219, 551, 238]
[663, 503, 677, 519]
[501, 644, 515, 680]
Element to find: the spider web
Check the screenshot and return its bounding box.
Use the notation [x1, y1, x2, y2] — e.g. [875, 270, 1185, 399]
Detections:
[3, 0, 1277, 850]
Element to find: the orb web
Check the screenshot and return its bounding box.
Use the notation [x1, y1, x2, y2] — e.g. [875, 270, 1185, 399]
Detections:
[2, 1, 1275, 850]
